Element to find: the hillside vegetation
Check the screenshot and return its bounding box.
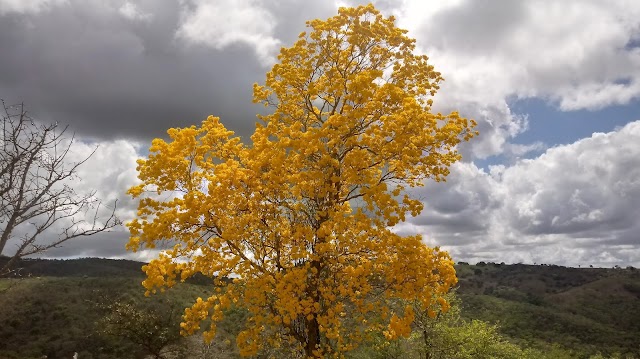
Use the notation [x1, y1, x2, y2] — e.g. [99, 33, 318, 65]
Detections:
[456, 262, 640, 357]
[0, 258, 638, 358]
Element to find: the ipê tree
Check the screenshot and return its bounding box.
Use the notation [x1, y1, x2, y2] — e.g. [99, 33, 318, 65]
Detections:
[127, 4, 477, 358]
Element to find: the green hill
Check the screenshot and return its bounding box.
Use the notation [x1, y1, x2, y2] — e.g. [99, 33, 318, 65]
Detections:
[0, 258, 223, 359]
[1, 258, 638, 358]
[455, 262, 640, 357]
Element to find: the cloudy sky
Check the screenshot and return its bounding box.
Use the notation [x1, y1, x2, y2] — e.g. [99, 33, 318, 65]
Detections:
[1, 0, 639, 267]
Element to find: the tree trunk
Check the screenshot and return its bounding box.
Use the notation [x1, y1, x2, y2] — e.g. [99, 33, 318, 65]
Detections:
[423, 329, 431, 359]
[304, 257, 323, 357]
[305, 316, 320, 358]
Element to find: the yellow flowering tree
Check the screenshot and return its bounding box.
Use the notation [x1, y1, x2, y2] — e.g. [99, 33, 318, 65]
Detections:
[127, 4, 477, 358]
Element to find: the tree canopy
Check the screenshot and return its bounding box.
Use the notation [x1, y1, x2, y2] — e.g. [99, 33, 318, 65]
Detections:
[127, 4, 477, 357]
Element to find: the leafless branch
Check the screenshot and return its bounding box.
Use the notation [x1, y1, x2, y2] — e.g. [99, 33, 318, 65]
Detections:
[1, 101, 121, 276]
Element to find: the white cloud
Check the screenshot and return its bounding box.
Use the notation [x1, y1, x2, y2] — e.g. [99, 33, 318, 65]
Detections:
[375, 0, 640, 158]
[404, 121, 640, 267]
[4, 136, 145, 259]
[501, 122, 640, 238]
[67, 138, 144, 223]
[0, 0, 67, 14]
[119, 2, 152, 22]
[558, 80, 640, 111]
[175, 0, 281, 66]
[402, 0, 640, 106]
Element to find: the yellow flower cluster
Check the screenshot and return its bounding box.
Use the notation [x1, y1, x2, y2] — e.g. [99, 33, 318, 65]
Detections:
[127, 3, 476, 358]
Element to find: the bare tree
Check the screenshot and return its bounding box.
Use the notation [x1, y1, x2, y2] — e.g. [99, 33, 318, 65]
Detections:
[0, 101, 120, 276]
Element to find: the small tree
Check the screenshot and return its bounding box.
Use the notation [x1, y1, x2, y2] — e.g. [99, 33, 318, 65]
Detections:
[0, 101, 120, 276]
[99, 300, 185, 359]
[410, 294, 548, 359]
[128, 4, 476, 357]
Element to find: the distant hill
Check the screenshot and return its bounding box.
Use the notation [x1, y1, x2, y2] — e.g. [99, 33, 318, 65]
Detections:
[455, 262, 640, 357]
[1, 258, 638, 358]
[0, 256, 146, 278]
[0, 258, 215, 359]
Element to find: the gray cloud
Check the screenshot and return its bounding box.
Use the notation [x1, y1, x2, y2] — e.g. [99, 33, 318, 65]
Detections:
[39, 229, 164, 263]
[419, 0, 527, 55]
[409, 163, 500, 233]
[0, 0, 335, 142]
[0, 0, 69, 15]
[403, 121, 640, 267]
[40, 231, 130, 259]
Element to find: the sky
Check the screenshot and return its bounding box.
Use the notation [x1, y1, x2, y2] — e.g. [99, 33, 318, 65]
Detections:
[1, 0, 639, 267]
